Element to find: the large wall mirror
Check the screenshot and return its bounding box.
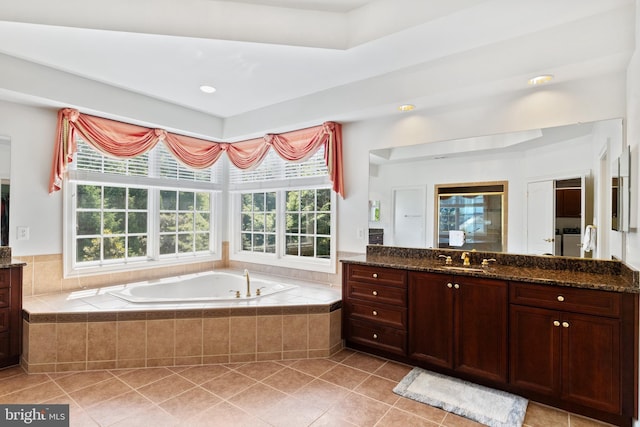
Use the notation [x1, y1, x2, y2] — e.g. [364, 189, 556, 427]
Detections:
[368, 119, 624, 260]
[0, 136, 9, 246]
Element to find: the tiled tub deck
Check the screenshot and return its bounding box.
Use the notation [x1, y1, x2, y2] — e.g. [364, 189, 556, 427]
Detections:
[21, 272, 342, 373]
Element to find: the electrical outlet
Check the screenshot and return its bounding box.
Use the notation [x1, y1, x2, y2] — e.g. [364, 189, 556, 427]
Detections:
[16, 226, 29, 241]
[356, 227, 364, 239]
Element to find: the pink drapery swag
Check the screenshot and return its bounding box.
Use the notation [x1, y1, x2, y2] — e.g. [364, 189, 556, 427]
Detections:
[49, 108, 345, 197]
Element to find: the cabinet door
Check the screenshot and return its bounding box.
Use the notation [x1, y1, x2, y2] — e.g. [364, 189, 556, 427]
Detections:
[562, 312, 621, 413]
[455, 276, 508, 382]
[409, 272, 454, 369]
[509, 305, 561, 395]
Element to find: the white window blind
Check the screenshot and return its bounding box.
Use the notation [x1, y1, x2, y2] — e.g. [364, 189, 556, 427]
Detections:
[229, 146, 328, 184]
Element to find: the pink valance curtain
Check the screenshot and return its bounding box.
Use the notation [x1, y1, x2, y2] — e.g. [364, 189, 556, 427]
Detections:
[49, 108, 344, 197]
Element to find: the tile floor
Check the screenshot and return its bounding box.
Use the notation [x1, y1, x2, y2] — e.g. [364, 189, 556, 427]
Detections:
[0, 349, 614, 427]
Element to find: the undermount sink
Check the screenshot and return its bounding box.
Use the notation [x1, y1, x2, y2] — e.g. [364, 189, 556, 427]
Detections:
[442, 266, 486, 273]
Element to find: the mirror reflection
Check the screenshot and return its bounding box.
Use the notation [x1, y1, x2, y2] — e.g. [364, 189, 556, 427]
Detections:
[369, 119, 624, 260]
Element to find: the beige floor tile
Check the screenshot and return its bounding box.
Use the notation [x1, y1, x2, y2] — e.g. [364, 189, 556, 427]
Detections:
[523, 402, 569, 427]
[354, 374, 400, 405]
[136, 374, 196, 404]
[340, 351, 388, 373]
[0, 365, 26, 380]
[376, 407, 439, 427]
[227, 382, 288, 416]
[159, 386, 222, 420]
[85, 390, 154, 426]
[570, 414, 617, 427]
[232, 360, 285, 380]
[441, 412, 486, 426]
[319, 364, 370, 389]
[261, 367, 315, 393]
[189, 401, 271, 427]
[309, 412, 358, 427]
[175, 364, 231, 384]
[68, 377, 133, 408]
[289, 358, 338, 377]
[326, 391, 391, 427]
[292, 378, 350, 411]
[0, 380, 66, 403]
[110, 406, 179, 427]
[114, 367, 175, 389]
[52, 370, 115, 393]
[373, 360, 413, 382]
[257, 395, 325, 427]
[393, 396, 448, 424]
[0, 372, 50, 396]
[200, 371, 257, 399]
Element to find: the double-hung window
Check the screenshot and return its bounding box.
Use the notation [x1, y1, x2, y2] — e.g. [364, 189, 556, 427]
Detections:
[64, 139, 221, 276]
[230, 147, 337, 273]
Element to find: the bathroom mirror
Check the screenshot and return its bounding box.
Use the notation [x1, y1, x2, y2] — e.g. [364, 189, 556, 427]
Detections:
[618, 145, 631, 232]
[0, 136, 9, 246]
[369, 118, 622, 259]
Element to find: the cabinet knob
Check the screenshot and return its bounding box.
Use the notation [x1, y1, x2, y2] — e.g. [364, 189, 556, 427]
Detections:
[372, 273, 378, 278]
[372, 290, 378, 296]
[372, 333, 378, 339]
[372, 310, 378, 316]
[557, 295, 565, 302]
[553, 320, 561, 327]
[562, 322, 570, 328]
[447, 283, 453, 288]
[454, 283, 460, 289]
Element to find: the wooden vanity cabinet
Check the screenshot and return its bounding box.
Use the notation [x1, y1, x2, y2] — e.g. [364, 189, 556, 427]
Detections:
[0, 266, 22, 368]
[342, 264, 407, 356]
[509, 282, 634, 418]
[408, 272, 508, 384]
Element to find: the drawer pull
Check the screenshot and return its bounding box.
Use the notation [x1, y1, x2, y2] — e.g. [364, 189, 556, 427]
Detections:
[372, 290, 378, 296]
[372, 333, 378, 339]
[553, 320, 560, 327]
[372, 310, 378, 316]
[447, 283, 453, 288]
[557, 295, 565, 302]
[454, 283, 460, 289]
[562, 322, 570, 328]
[372, 273, 378, 278]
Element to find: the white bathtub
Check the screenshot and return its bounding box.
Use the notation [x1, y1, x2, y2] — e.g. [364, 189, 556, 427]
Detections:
[109, 271, 297, 303]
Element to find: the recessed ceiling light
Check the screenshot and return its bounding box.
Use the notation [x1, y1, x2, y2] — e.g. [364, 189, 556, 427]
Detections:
[199, 85, 217, 94]
[528, 75, 554, 86]
[399, 104, 415, 112]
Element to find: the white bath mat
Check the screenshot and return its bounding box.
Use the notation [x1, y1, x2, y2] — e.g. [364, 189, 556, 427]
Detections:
[393, 368, 528, 427]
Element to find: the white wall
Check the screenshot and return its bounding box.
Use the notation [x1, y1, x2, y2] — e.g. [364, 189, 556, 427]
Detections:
[625, 0, 640, 271]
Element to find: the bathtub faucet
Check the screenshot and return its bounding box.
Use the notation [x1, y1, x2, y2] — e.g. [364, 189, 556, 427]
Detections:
[244, 269, 251, 297]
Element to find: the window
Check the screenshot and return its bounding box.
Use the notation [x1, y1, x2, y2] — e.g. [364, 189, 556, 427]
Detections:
[230, 148, 336, 273]
[65, 140, 221, 275]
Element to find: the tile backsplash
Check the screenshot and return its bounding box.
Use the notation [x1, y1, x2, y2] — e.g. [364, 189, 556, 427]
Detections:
[16, 242, 355, 297]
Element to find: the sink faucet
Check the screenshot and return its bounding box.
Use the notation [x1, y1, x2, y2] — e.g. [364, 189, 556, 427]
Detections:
[461, 252, 471, 266]
[244, 269, 251, 297]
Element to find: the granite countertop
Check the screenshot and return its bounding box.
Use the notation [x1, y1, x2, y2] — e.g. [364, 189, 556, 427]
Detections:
[342, 252, 639, 294]
[0, 259, 26, 269]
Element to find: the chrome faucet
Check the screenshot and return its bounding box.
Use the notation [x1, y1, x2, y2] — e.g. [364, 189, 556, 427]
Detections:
[461, 252, 471, 266]
[244, 269, 251, 297]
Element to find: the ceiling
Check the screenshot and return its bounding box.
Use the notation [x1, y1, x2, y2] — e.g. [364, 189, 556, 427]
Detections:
[0, 0, 635, 140]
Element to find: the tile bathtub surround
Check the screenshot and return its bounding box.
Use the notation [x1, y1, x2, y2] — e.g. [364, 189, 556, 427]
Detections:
[22, 280, 343, 373]
[0, 349, 616, 427]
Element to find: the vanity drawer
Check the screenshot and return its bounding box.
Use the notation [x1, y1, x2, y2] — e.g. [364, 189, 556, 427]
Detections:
[347, 281, 406, 306]
[347, 265, 407, 288]
[347, 319, 406, 356]
[0, 269, 9, 289]
[346, 301, 406, 329]
[510, 282, 621, 317]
